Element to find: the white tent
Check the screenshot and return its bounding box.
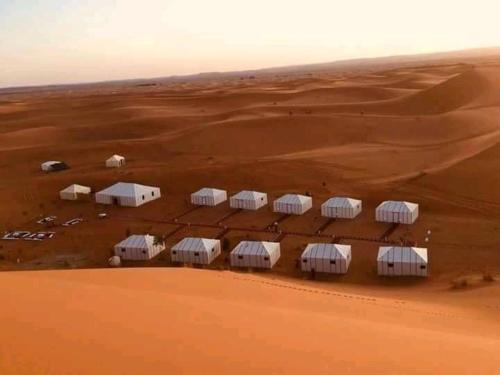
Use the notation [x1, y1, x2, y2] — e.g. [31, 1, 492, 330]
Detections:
[321, 197, 362, 219]
[59, 184, 91, 201]
[114, 234, 165, 260]
[171, 237, 221, 265]
[41, 161, 69, 172]
[273, 194, 312, 215]
[230, 241, 280, 269]
[301, 243, 352, 274]
[191, 188, 227, 206]
[106, 154, 125, 168]
[377, 246, 428, 277]
[95, 182, 161, 207]
[376, 200, 419, 224]
[229, 190, 268, 210]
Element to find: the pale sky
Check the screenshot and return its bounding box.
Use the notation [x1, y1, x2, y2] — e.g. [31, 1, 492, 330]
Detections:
[1, 0, 499, 87]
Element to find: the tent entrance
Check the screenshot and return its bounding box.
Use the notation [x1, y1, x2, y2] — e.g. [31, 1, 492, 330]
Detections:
[112, 197, 119, 205]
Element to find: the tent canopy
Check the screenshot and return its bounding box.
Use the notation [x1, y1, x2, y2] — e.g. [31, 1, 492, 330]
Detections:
[61, 184, 91, 194]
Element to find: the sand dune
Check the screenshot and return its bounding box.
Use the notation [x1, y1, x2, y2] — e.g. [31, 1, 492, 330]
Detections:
[0, 268, 499, 375]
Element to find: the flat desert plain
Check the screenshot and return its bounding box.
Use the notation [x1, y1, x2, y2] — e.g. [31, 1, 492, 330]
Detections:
[0, 60, 500, 373]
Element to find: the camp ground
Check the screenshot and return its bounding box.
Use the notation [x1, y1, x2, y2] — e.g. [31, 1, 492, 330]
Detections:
[16, 179, 426, 279]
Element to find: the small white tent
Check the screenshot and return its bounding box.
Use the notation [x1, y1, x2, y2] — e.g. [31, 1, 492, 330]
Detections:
[171, 237, 221, 265]
[191, 188, 227, 206]
[301, 243, 352, 274]
[114, 234, 165, 260]
[321, 197, 362, 219]
[59, 184, 91, 201]
[377, 246, 428, 277]
[41, 161, 69, 172]
[106, 154, 125, 168]
[229, 190, 268, 210]
[230, 241, 280, 269]
[95, 182, 161, 207]
[376, 201, 419, 224]
[273, 194, 312, 215]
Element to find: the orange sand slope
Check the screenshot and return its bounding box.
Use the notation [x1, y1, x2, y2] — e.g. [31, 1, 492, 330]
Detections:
[1, 268, 499, 374]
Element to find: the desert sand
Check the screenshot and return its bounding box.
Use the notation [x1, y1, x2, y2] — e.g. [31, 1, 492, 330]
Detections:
[1, 55, 500, 373]
[0, 268, 499, 374]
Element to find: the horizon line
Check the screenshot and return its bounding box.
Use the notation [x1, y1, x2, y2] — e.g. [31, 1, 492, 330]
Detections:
[2, 45, 500, 92]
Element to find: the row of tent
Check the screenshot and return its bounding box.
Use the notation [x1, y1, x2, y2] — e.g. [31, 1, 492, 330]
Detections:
[191, 187, 419, 224]
[59, 182, 419, 224]
[114, 235, 428, 277]
[42, 154, 125, 173]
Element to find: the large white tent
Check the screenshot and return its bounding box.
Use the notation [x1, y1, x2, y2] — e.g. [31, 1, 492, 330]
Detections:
[95, 182, 161, 207]
[59, 184, 91, 201]
[171, 237, 221, 265]
[301, 243, 352, 274]
[321, 197, 362, 219]
[376, 200, 419, 224]
[106, 154, 125, 168]
[377, 246, 428, 277]
[191, 188, 227, 206]
[114, 234, 165, 260]
[273, 194, 312, 215]
[229, 190, 268, 210]
[230, 241, 280, 269]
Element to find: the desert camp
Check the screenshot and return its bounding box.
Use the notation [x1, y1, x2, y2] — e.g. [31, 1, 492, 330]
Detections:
[2, 4, 500, 371]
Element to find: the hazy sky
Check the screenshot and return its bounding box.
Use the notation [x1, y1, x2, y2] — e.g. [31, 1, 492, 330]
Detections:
[1, 0, 499, 87]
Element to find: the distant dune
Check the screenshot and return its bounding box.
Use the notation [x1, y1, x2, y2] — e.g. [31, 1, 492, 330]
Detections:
[0, 268, 499, 375]
[2, 46, 500, 93]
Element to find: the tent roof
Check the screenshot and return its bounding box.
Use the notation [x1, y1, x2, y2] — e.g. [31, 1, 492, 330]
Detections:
[377, 246, 428, 263]
[231, 190, 266, 201]
[41, 161, 61, 167]
[107, 154, 125, 161]
[322, 197, 361, 208]
[231, 241, 279, 256]
[377, 200, 418, 212]
[302, 243, 351, 260]
[275, 194, 311, 205]
[96, 182, 157, 197]
[172, 237, 219, 252]
[60, 184, 91, 194]
[115, 235, 156, 249]
[192, 187, 226, 197]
